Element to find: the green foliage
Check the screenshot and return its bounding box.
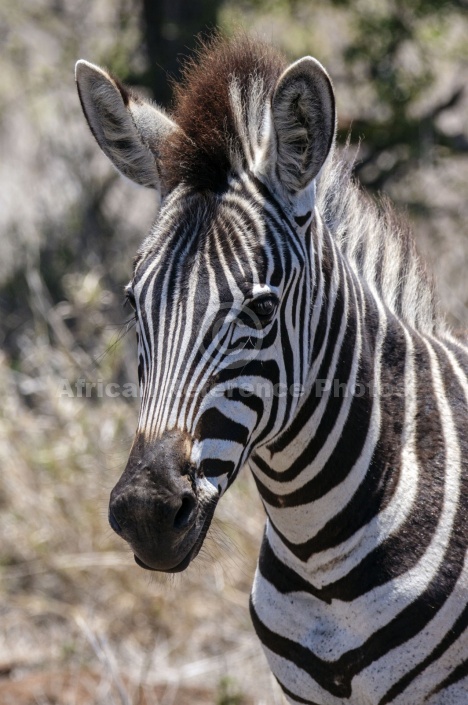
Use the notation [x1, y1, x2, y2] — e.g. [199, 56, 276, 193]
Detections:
[217, 676, 246, 705]
[326, 0, 467, 188]
[222, 0, 467, 192]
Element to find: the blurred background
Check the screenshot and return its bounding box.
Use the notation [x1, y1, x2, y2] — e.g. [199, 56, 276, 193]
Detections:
[0, 1, 467, 704]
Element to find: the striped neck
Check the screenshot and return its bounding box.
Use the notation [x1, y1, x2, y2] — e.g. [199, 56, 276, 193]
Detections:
[250, 210, 406, 580]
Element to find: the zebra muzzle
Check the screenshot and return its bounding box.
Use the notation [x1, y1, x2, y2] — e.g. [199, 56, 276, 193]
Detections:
[108, 430, 217, 572]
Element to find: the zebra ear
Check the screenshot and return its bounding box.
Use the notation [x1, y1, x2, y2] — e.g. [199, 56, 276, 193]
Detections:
[75, 60, 178, 192]
[268, 57, 336, 195]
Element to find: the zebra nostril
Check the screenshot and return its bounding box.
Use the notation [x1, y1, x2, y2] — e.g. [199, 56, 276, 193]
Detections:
[109, 510, 122, 535]
[173, 494, 197, 531]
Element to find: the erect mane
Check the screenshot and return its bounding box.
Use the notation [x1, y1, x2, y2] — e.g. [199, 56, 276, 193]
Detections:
[161, 35, 286, 193]
[316, 153, 443, 334]
[158, 35, 441, 334]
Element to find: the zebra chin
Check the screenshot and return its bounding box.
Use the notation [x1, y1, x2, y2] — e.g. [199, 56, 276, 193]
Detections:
[130, 506, 216, 573]
[108, 430, 219, 573]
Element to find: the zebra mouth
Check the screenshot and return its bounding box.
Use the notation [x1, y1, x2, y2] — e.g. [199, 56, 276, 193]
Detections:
[133, 498, 217, 573]
[134, 550, 194, 573]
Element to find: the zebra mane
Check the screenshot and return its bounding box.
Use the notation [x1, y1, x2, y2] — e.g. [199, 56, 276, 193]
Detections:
[316, 154, 443, 334]
[161, 34, 442, 334]
[161, 34, 286, 192]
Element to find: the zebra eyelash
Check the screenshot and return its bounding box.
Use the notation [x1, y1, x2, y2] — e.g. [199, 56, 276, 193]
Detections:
[250, 295, 278, 319]
[237, 294, 279, 328]
[124, 286, 137, 311]
[122, 288, 139, 329]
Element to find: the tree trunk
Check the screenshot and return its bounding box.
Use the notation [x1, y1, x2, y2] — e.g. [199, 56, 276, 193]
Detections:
[141, 0, 220, 106]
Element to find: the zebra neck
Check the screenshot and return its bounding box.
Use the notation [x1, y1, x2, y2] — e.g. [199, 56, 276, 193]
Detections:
[251, 217, 413, 583]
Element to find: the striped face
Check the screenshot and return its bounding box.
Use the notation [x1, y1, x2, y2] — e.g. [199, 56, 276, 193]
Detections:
[108, 178, 315, 571]
[75, 46, 335, 573]
[135, 180, 313, 490]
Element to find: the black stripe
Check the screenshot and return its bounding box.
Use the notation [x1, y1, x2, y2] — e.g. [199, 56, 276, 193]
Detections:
[196, 407, 249, 445]
[279, 271, 302, 423]
[276, 676, 322, 704]
[379, 603, 468, 704]
[200, 458, 235, 478]
[428, 656, 468, 699]
[224, 387, 264, 417]
[258, 534, 330, 602]
[294, 211, 312, 228]
[303, 323, 445, 585]
[267, 241, 344, 455]
[215, 360, 281, 448]
[254, 399, 466, 699]
[252, 349, 372, 514]
[263, 295, 360, 489]
[249, 596, 352, 698]
[252, 516, 467, 699]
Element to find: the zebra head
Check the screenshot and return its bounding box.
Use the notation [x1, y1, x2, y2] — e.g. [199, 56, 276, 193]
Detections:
[76, 39, 335, 572]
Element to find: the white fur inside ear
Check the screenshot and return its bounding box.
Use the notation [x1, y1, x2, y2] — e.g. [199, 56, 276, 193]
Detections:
[260, 56, 336, 200]
[294, 181, 317, 217]
[75, 60, 179, 192]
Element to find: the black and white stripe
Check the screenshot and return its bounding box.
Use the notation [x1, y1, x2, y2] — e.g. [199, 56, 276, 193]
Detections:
[76, 36, 468, 704]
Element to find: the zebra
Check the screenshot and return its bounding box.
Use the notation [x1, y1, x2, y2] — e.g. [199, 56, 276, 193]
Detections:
[75, 36, 468, 704]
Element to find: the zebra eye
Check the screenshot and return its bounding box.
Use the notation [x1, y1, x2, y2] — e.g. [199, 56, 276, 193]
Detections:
[251, 295, 277, 320]
[125, 286, 136, 311]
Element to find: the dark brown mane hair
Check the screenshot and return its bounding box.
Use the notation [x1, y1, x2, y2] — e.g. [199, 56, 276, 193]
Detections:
[161, 34, 286, 193]
[156, 35, 441, 332]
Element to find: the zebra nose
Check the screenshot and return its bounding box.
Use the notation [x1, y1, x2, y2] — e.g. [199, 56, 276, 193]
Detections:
[108, 508, 122, 534]
[108, 430, 202, 571]
[173, 493, 197, 530]
[108, 484, 197, 536]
